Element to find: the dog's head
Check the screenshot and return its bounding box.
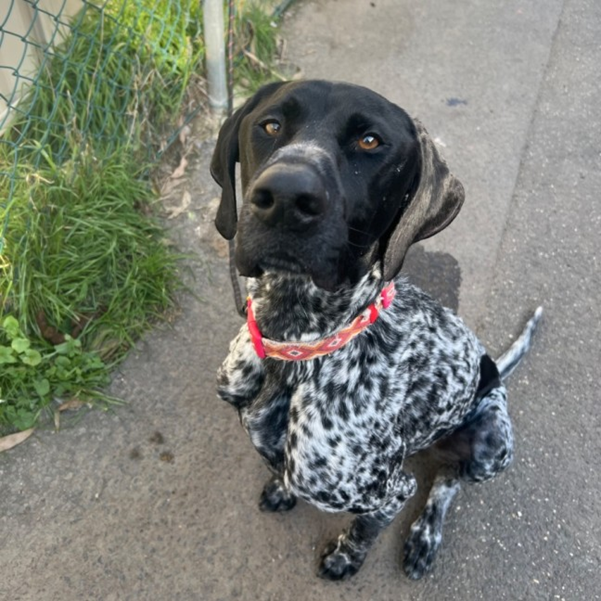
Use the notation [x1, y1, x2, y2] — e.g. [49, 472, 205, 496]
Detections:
[211, 80, 464, 290]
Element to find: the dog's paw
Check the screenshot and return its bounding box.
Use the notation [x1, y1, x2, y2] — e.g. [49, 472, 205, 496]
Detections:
[402, 519, 442, 580]
[259, 477, 297, 512]
[317, 539, 364, 581]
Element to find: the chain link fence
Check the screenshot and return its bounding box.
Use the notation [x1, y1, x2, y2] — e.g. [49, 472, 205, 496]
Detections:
[0, 0, 207, 253]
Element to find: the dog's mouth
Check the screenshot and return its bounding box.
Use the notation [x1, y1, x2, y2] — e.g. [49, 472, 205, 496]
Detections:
[259, 255, 305, 275]
[263, 260, 343, 292]
[234, 196, 352, 292]
[235, 245, 306, 279]
[237, 246, 343, 292]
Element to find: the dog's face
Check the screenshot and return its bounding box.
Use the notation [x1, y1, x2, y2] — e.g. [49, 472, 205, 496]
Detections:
[211, 80, 464, 290]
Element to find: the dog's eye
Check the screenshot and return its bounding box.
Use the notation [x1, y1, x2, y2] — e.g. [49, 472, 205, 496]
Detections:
[262, 120, 281, 136]
[358, 134, 380, 151]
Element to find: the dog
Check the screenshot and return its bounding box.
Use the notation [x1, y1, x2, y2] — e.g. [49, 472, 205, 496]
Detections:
[210, 80, 541, 581]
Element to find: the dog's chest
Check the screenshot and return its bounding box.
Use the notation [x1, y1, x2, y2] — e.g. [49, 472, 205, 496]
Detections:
[275, 352, 406, 514]
[231, 279, 484, 514]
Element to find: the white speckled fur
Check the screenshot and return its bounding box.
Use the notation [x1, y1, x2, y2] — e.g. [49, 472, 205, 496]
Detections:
[216, 265, 539, 579]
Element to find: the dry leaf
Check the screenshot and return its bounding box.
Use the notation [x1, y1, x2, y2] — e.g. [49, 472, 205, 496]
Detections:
[242, 49, 287, 81]
[210, 234, 229, 258]
[170, 156, 188, 179]
[179, 125, 191, 147]
[166, 190, 191, 219]
[0, 428, 34, 452]
[36, 310, 65, 344]
[55, 399, 87, 430]
[160, 177, 183, 201]
[58, 399, 86, 412]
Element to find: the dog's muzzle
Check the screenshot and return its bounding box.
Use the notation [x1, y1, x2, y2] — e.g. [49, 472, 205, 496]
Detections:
[249, 162, 328, 232]
[236, 142, 348, 288]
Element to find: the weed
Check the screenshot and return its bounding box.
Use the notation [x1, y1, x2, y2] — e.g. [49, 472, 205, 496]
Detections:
[0, 316, 113, 432]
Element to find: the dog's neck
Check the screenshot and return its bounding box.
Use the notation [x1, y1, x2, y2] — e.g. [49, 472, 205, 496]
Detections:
[247, 265, 385, 342]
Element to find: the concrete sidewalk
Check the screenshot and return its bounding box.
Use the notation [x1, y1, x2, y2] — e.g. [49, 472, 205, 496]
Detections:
[1, 0, 599, 599]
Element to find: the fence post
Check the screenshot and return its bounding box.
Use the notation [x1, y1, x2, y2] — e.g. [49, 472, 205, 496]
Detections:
[203, 0, 228, 115]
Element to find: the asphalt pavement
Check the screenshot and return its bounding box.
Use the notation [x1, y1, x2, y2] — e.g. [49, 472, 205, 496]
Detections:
[1, 0, 599, 599]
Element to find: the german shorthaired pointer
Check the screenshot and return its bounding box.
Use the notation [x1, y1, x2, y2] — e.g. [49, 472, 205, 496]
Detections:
[210, 80, 541, 581]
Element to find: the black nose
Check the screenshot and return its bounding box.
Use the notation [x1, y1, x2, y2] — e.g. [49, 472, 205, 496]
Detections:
[249, 163, 327, 230]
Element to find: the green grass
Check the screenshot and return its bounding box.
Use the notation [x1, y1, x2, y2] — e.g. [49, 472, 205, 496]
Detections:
[0, 0, 281, 434]
[1, 148, 178, 346]
[0, 146, 180, 432]
[5, 0, 205, 164]
[233, 2, 284, 91]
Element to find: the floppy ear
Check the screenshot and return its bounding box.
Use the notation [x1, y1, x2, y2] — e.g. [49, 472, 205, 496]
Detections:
[382, 119, 465, 281]
[211, 82, 286, 240]
[210, 108, 243, 240]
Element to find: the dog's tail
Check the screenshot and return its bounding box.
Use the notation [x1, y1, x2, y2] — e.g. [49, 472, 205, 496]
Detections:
[496, 307, 543, 381]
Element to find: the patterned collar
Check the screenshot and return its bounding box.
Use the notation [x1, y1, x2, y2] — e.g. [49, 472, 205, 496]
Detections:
[247, 282, 396, 361]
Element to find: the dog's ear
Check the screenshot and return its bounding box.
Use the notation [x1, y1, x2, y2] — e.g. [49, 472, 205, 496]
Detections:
[382, 120, 465, 281]
[211, 82, 286, 240]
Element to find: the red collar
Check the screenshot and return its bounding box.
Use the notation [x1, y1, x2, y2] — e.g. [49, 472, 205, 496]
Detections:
[246, 282, 396, 361]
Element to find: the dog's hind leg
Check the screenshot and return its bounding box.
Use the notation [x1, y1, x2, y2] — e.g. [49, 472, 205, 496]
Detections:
[403, 385, 513, 579]
[403, 475, 461, 580]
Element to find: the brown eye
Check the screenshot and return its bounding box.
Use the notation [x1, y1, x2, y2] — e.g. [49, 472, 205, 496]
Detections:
[358, 134, 380, 150]
[263, 120, 281, 136]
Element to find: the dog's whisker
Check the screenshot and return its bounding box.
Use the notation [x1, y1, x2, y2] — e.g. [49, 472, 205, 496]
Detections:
[347, 224, 376, 236]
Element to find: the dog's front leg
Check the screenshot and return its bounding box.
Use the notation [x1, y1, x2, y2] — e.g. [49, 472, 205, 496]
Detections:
[318, 467, 417, 581]
[217, 327, 265, 410]
[218, 329, 297, 511]
[240, 383, 297, 512]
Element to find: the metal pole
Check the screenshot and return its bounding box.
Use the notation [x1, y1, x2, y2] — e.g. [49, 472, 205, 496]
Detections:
[203, 0, 228, 114]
